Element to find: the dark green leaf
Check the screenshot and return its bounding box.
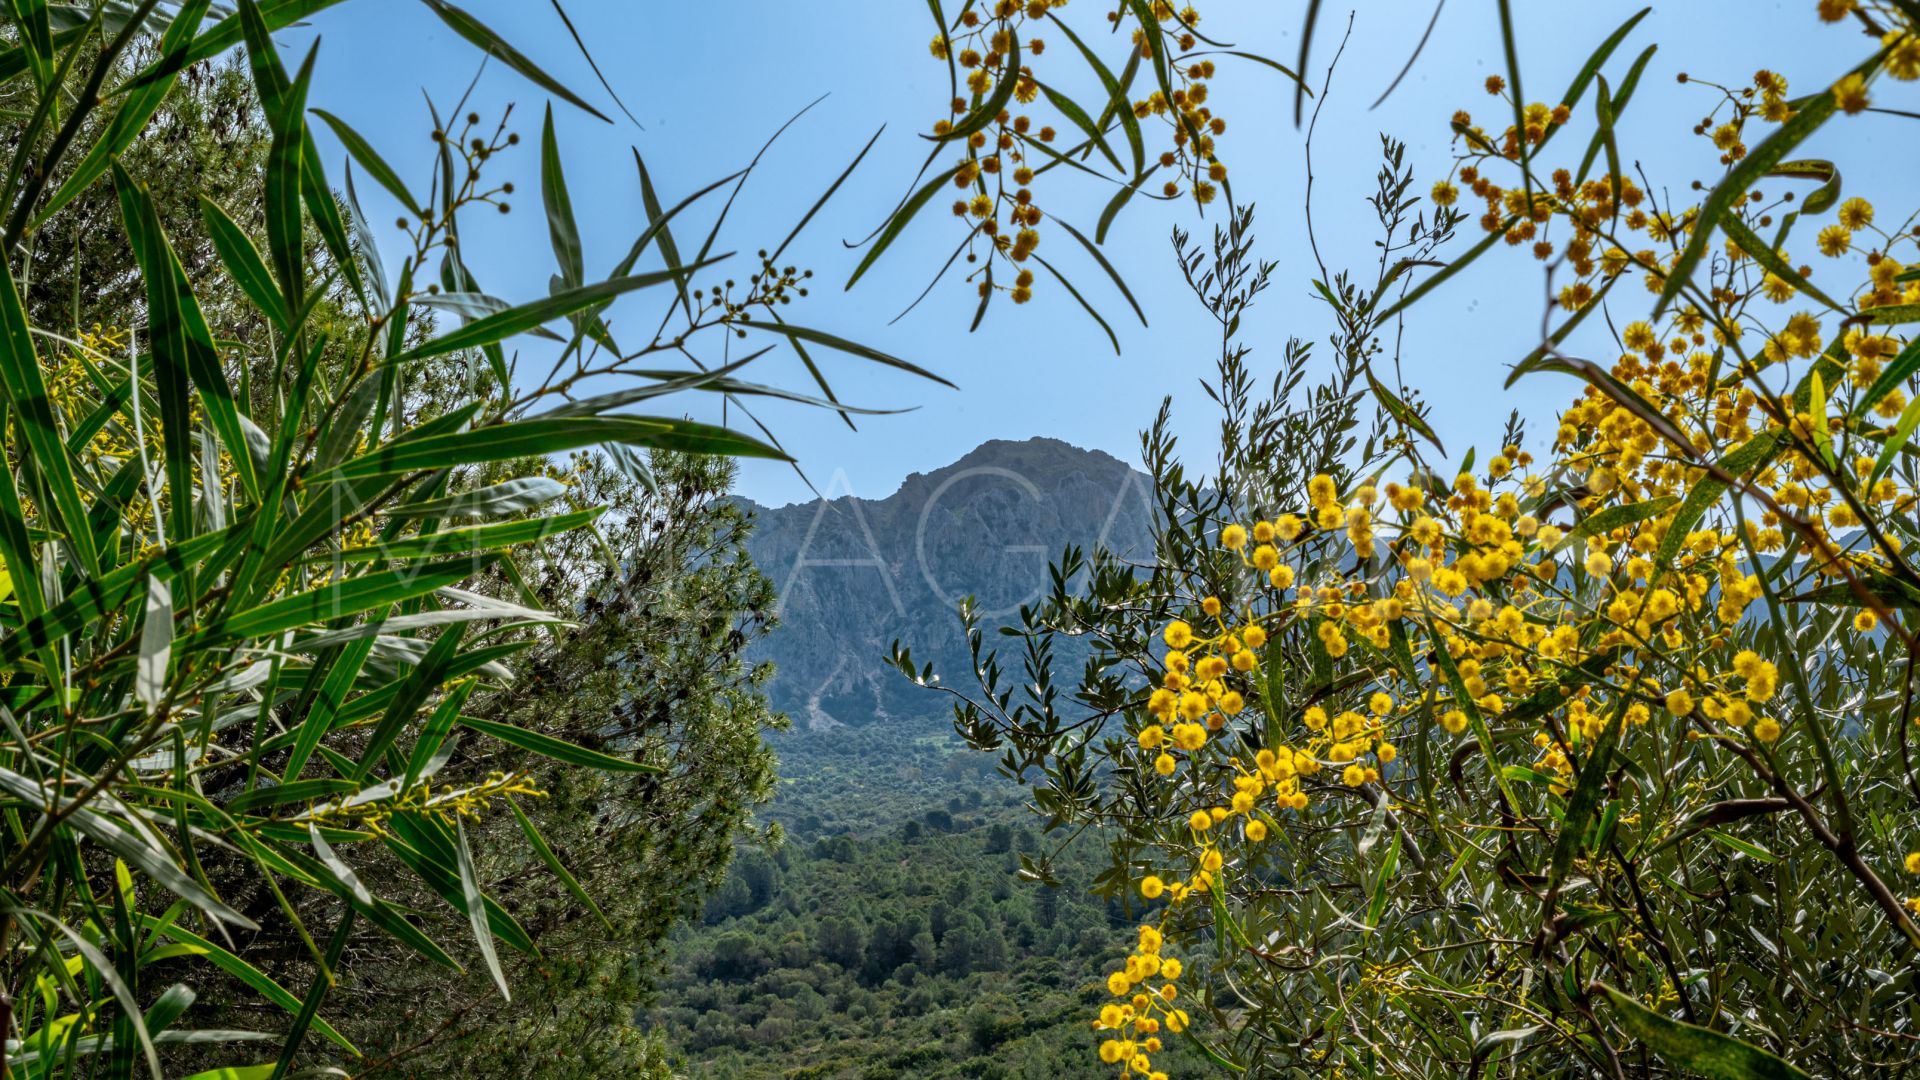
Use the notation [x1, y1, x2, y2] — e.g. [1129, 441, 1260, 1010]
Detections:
[1599, 982, 1813, 1080]
[1721, 212, 1845, 313]
[456, 713, 661, 773]
[1366, 365, 1444, 453]
[187, 560, 486, 648]
[1654, 431, 1780, 573]
[930, 33, 1019, 143]
[1567, 495, 1679, 545]
[340, 507, 603, 562]
[1048, 213, 1146, 327]
[846, 162, 964, 290]
[392, 264, 722, 364]
[324, 416, 786, 482]
[747, 321, 956, 389]
[418, 0, 610, 122]
[311, 107, 420, 215]
[200, 196, 287, 331]
[0, 235, 98, 571]
[1655, 52, 1885, 318]
[1095, 166, 1159, 245]
[539, 103, 583, 290]
[1374, 217, 1516, 322]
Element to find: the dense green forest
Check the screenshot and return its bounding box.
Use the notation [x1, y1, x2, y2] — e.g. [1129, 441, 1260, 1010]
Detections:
[648, 725, 1209, 1079]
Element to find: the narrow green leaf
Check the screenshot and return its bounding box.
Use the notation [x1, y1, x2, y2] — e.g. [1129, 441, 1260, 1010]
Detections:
[1506, 276, 1616, 387]
[1597, 75, 1623, 218]
[455, 817, 511, 1000]
[1428, 643, 1523, 815]
[507, 796, 611, 931]
[341, 508, 602, 562]
[354, 622, 465, 779]
[200, 197, 288, 331]
[539, 103, 583, 291]
[1576, 44, 1656, 185]
[930, 33, 1020, 143]
[1495, 0, 1530, 190]
[272, 910, 356, 1077]
[1704, 828, 1781, 863]
[1374, 217, 1517, 322]
[387, 477, 567, 520]
[1031, 255, 1118, 355]
[1721, 212, 1845, 313]
[1656, 53, 1884, 319]
[31, 0, 212, 228]
[1537, 6, 1649, 152]
[186, 559, 485, 648]
[1852, 336, 1920, 418]
[1037, 80, 1122, 174]
[325, 416, 785, 482]
[1599, 982, 1813, 1080]
[1567, 495, 1679, 545]
[1184, 49, 1309, 91]
[1048, 213, 1146, 326]
[0, 242, 98, 572]
[1366, 365, 1444, 453]
[1769, 158, 1841, 215]
[1869, 390, 1920, 489]
[138, 917, 355, 1053]
[0, 527, 231, 668]
[225, 779, 361, 814]
[239, 0, 306, 312]
[846, 162, 964, 289]
[1545, 700, 1624, 906]
[136, 575, 172, 713]
[402, 678, 475, 790]
[122, 1, 346, 91]
[456, 713, 661, 773]
[311, 107, 420, 215]
[1366, 828, 1401, 931]
[1782, 569, 1920, 610]
[1047, 11, 1142, 173]
[120, 169, 261, 500]
[747, 321, 956, 389]
[1095, 166, 1160, 245]
[1126, 0, 1176, 131]
[1293, 0, 1320, 126]
[1653, 431, 1781, 573]
[0, 771, 255, 930]
[1864, 302, 1920, 325]
[284, 632, 378, 782]
[391, 264, 721, 364]
[419, 0, 609, 122]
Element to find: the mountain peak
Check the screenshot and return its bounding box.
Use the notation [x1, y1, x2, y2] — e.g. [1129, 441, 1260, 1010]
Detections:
[739, 437, 1152, 732]
[895, 437, 1137, 505]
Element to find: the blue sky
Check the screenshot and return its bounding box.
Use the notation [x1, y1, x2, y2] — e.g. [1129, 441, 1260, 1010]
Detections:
[278, 1, 1904, 507]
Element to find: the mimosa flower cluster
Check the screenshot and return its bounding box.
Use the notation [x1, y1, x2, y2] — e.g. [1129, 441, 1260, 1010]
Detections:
[928, 0, 1230, 304]
[1089, 6, 1920, 1072]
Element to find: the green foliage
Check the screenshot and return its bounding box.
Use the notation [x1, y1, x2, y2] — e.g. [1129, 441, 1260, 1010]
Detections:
[0, 5, 937, 1077]
[653, 726, 1212, 1080]
[264, 452, 786, 1079]
[899, 11, 1920, 1078]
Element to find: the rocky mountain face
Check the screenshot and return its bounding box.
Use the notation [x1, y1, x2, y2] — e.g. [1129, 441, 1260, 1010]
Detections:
[738, 438, 1154, 731]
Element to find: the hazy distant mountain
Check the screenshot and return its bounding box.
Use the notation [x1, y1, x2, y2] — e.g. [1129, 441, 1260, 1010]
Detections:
[737, 438, 1154, 731]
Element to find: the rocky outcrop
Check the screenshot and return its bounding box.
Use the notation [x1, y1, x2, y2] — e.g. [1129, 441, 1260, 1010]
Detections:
[739, 438, 1153, 729]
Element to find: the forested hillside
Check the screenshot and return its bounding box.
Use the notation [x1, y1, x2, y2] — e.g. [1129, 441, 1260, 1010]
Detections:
[650, 726, 1209, 1080]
